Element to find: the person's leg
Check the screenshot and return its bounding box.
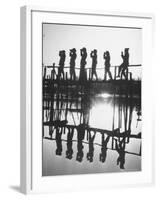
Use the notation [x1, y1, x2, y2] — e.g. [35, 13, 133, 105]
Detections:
[104, 71, 106, 81]
[108, 70, 112, 80]
[58, 68, 60, 79]
[120, 68, 124, 79]
[91, 70, 94, 80]
[117, 64, 123, 77]
[62, 70, 64, 80]
[125, 68, 128, 80]
[122, 68, 126, 79]
[95, 71, 98, 80]
[105, 70, 107, 81]
[73, 70, 76, 80]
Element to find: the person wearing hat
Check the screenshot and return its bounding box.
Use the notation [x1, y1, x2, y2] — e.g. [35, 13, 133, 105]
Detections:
[58, 50, 66, 79]
[117, 48, 129, 79]
[79, 47, 87, 81]
[69, 48, 77, 81]
[103, 51, 113, 81]
[90, 49, 98, 81]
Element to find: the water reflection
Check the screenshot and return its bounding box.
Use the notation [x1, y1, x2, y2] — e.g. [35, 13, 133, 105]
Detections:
[99, 134, 110, 163]
[42, 78, 141, 175]
[66, 128, 74, 160]
[87, 131, 96, 162]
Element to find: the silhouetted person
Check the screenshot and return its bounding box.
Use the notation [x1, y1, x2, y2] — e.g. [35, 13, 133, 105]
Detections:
[90, 49, 98, 80]
[76, 124, 85, 162]
[58, 50, 66, 79]
[66, 128, 74, 160]
[103, 51, 112, 80]
[99, 134, 110, 163]
[55, 127, 63, 156]
[79, 47, 87, 81]
[117, 48, 129, 79]
[87, 131, 96, 162]
[115, 138, 126, 169]
[69, 48, 77, 80]
[51, 62, 56, 80]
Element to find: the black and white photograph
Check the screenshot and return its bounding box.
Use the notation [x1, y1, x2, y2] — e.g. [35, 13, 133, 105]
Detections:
[42, 23, 142, 176]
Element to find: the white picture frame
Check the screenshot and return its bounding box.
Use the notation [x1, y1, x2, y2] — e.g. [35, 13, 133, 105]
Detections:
[20, 6, 155, 194]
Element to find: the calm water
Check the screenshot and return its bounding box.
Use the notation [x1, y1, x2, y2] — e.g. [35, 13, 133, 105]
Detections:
[42, 91, 141, 176]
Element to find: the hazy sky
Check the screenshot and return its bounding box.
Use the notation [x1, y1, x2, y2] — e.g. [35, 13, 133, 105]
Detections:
[43, 23, 142, 79]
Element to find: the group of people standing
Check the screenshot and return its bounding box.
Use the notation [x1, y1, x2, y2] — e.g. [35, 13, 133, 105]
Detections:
[57, 47, 129, 81]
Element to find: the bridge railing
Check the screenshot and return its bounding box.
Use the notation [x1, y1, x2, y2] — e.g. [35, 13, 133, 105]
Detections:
[43, 64, 142, 81]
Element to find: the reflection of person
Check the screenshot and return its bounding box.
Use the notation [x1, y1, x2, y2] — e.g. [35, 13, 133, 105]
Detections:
[99, 134, 110, 163]
[87, 131, 96, 162]
[90, 49, 98, 80]
[55, 127, 63, 156]
[76, 140, 84, 162]
[115, 138, 126, 169]
[58, 50, 66, 79]
[79, 47, 87, 81]
[69, 48, 77, 80]
[103, 51, 112, 80]
[76, 124, 85, 162]
[117, 48, 129, 79]
[66, 128, 74, 160]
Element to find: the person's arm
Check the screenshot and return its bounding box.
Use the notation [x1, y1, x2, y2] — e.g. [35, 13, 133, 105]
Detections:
[121, 52, 124, 59]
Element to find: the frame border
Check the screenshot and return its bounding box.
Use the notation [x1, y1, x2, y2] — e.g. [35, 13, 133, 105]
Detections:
[20, 6, 155, 194]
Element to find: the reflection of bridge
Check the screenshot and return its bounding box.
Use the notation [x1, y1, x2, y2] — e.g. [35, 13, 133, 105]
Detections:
[43, 121, 141, 139]
[43, 117, 141, 156]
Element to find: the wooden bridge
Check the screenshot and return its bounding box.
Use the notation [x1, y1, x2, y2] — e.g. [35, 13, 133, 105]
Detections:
[43, 64, 141, 81]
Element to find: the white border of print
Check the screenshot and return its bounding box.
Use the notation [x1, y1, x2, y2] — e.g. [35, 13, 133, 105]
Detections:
[20, 6, 155, 194]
